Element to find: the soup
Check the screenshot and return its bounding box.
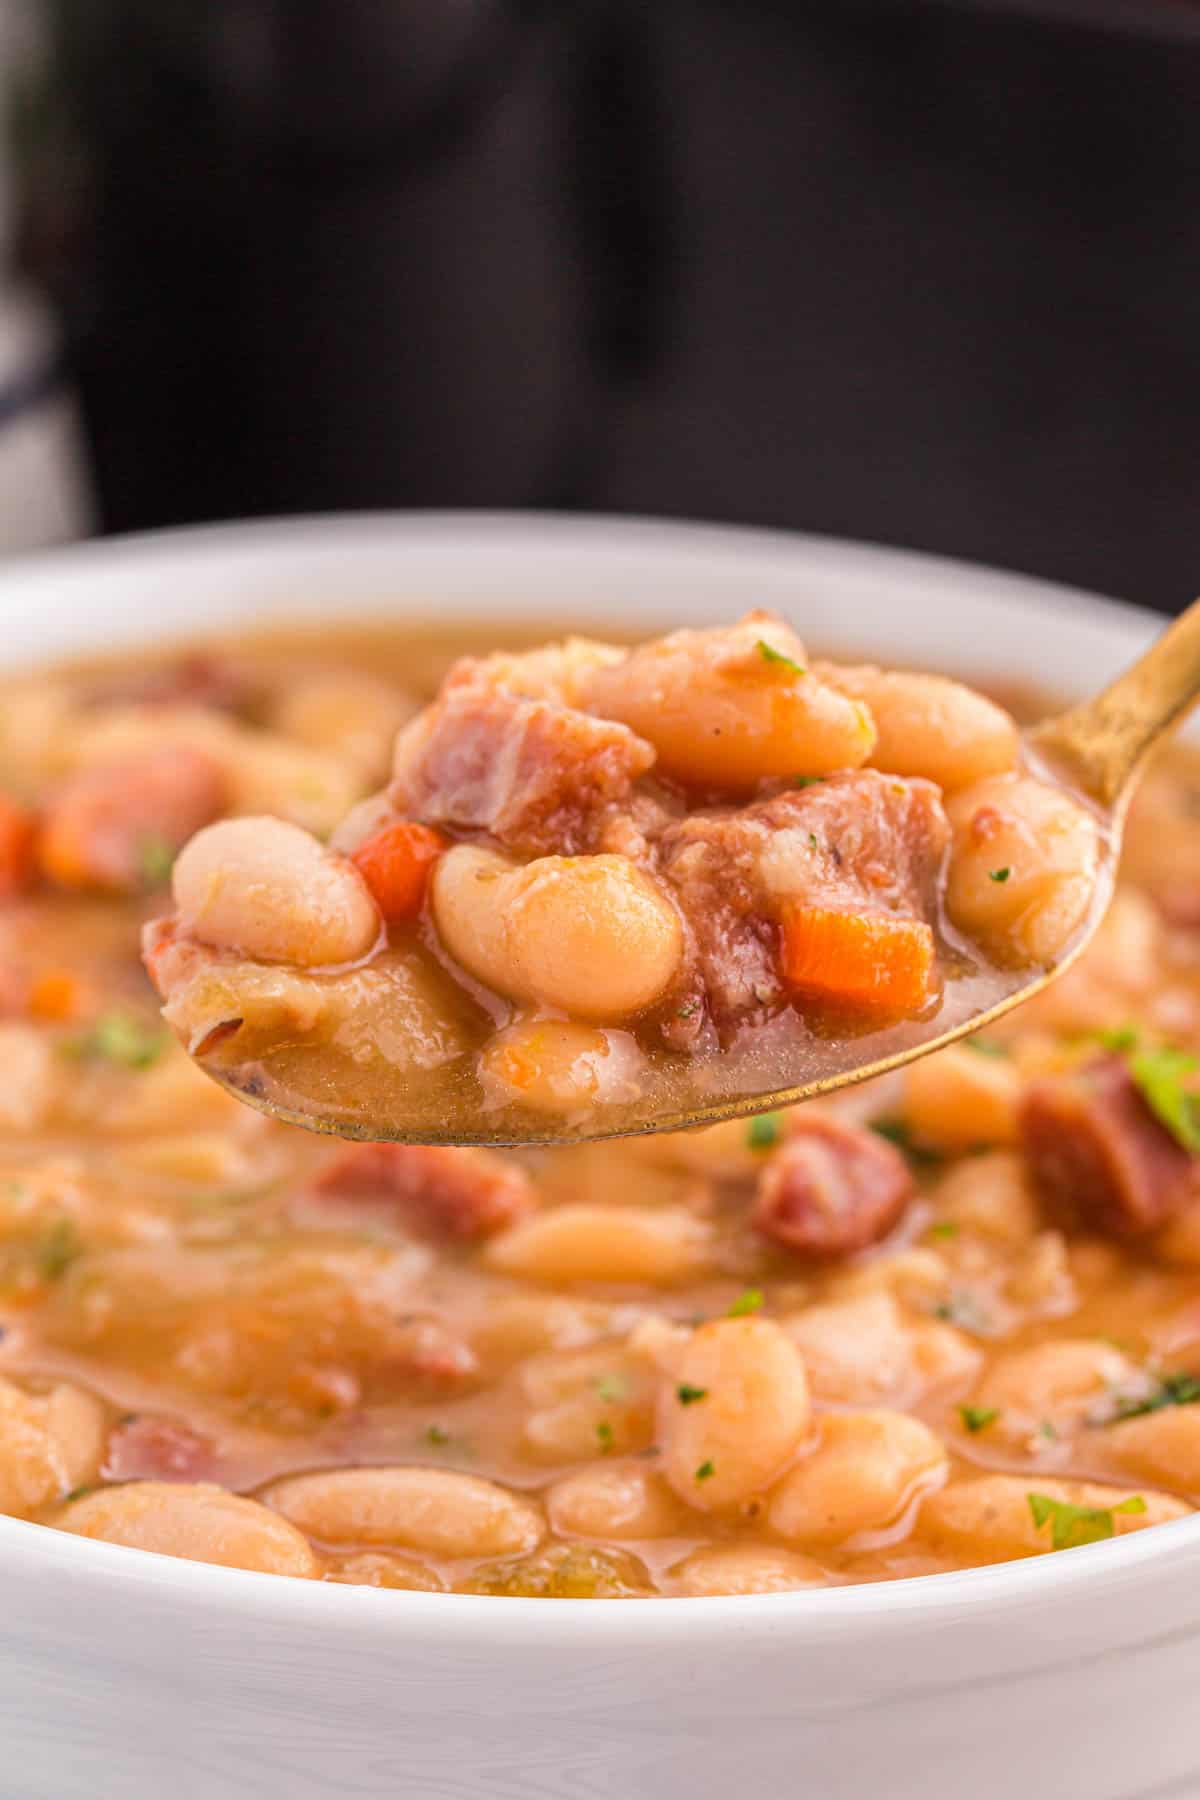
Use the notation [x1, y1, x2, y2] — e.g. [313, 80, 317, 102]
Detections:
[0, 620, 1196, 1594]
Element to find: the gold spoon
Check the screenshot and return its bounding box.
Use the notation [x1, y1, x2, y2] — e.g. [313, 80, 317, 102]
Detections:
[204, 599, 1200, 1147]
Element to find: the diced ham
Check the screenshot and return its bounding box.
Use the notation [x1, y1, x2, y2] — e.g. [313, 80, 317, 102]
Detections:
[81, 653, 256, 716]
[313, 1143, 536, 1242]
[657, 772, 950, 1033]
[103, 1414, 217, 1484]
[389, 680, 656, 858]
[39, 746, 228, 893]
[752, 1115, 915, 1257]
[1020, 1054, 1197, 1238]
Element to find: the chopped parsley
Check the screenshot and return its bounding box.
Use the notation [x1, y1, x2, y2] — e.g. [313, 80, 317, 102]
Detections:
[932, 1289, 994, 1336]
[808, 832, 819, 850]
[792, 775, 825, 789]
[136, 835, 176, 887]
[694, 1459, 716, 1482]
[676, 1000, 699, 1020]
[596, 1421, 615, 1453]
[928, 1220, 959, 1241]
[757, 639, 806, 676]
[1126, 1046, 1200, 1153]
[1109, 1371, 1200, 1422]
[988, 867, 1011, 883]
[594, 1373, 630, 1404]
[36, 1219, 79, 1282]
[676, 1384, 709, 1406]
[746, 1113, 783, 1152]
[1039, 1420, 1059, 1442]
[958, 1404, 999, 1434]
[727, 1287, 764, 1318]
[62, 1012, 166, 1071]
[871, 1119, 943, 1169]
[425, 1424, 451, 1447]
[63, 1484, 96, 1505]
[1028, 1491, 1146, 1551]
[1095, 1025, 1139, 1053]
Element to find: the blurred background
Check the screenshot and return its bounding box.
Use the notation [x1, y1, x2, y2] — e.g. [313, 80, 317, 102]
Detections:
[2, 0, 1198, 610]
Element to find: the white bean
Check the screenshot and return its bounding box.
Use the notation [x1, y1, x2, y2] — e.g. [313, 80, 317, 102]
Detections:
[768, 1409, 947, 1547]
[172, 815, 380, 966]
[56, 1481, 320, 1576]
[264, 1466, 543, 1558]
[432, 845, 683, 1018]
[659, 1317, 812, 1514]
[485, 1202, 711, 1285]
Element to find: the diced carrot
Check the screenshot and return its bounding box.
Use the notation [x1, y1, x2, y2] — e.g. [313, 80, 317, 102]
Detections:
[27, 970, 84, 1022]
[350, 821, 447, 923]
[779, 905, 935, 1015]
[0, 794, 36, 900]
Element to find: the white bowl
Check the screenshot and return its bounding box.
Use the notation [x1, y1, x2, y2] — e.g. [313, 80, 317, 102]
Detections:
[0, 515, 1195, 1800]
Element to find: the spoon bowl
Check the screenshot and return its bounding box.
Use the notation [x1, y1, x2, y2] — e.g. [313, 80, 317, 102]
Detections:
[196, 597, 1200, 1147]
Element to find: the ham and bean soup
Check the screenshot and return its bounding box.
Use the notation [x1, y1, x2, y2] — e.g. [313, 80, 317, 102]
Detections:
[0, 617, 1195, 1593]
[143, 612, 1104, 1139]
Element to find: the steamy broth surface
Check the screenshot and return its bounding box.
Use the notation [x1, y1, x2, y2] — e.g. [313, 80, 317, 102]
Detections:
[0, 617, 1197, 1594]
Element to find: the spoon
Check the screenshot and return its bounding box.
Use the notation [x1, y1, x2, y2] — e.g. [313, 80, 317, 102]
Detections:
[204, 599, 1200, 1147]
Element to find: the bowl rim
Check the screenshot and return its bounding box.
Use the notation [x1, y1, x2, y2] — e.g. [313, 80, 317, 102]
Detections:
[1, 506, 1192, 1637]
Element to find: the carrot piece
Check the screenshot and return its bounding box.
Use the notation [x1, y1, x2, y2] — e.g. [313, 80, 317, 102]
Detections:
[0, 795, 36, 900]
[350, 821, 447, 923]
[28, 970, 84, 1021]
[779, 905, 935, 1015]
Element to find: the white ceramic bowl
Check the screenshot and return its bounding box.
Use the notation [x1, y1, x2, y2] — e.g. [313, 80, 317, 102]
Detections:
[0, 515, 1196, 1800]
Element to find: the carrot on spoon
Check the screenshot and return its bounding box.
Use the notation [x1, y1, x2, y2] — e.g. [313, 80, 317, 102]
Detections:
[779, 905, 935, 1015]
[351, 821, 447, 923]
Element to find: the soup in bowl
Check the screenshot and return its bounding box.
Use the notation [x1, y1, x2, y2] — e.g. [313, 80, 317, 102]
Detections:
[1, 516, 1199, 1800]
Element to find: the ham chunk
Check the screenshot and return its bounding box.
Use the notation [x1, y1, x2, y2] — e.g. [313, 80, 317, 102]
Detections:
[103, 1415, 217, 1485]
[1020, 1055, 1198, 1238]
[390, 680, 656, 859]
[658, 772, 950, 1033]
[313, 1143, 536, 1242]
[39, 746, 227, 892]
[753, 1115, 914, 1256]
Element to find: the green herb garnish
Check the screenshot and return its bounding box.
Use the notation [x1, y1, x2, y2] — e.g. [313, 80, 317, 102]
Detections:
[871, 1119, 943, 1169]
[746, 1113, 782, 1152]
[137, 835, 176, 887]
[62, 1012, 166, 1071]
[958, 1404, 999, 1434]
[988, 867, 1011, 883]
[1096, 1025, 1139, 1053]
[1126, 1047, 1200, 1153]
[695, 1459, 716, 1482]
[757, 639, 806, 676]
[63, 1483, 96, 1504]
[1109, 1371, 1200, 1422]
[792, 775, 825, 789]
[932, 1288, 994, 1336]
[425, 1424, 451, 1447]
[676, 1001, 698, 1019]
[36, 1218, 79, 1282]
[594, 1373, 630, 1404]
[596, 1421, 615, 1453]
[677, 1384, 709, 1406]
[1028, 1491, 1146, 1550]
[928, 1220, 959, 1240]
[964, 1037, 1008, 1059]
[727, 1288, 764, 1318]
[1039, 1421, 1059, 1441]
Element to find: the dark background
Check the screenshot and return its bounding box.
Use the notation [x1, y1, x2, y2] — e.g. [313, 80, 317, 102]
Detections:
[21, 0, 1200, 612]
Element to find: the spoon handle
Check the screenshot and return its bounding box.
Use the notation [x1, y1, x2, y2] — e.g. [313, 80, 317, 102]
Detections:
[1028, 595, 1200, 809]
